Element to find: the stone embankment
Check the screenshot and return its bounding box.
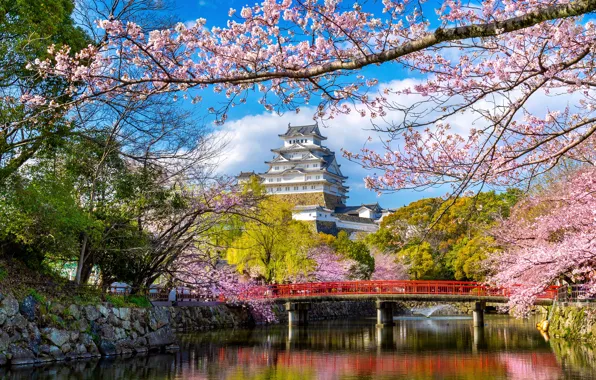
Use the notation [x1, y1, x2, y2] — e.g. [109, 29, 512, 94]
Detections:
[549, 303, 596, 344]
[0, 293, 260, 367]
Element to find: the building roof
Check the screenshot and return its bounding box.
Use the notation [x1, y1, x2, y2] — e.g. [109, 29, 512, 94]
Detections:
[271, 144, 330, 154]
[293, 205, 333, 212]
[334, 205, 361, 214]
[335, 203, 385, 213]
[237, 171, 257, 179]
[332, 214, 377, 224]
[279, 123, 327, 139]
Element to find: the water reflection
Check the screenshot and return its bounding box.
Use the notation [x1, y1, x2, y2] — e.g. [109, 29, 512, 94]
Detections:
[2, 315, 595, 379]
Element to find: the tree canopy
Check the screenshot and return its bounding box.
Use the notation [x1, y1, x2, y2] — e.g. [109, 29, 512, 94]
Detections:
[367, 190, 521, 280]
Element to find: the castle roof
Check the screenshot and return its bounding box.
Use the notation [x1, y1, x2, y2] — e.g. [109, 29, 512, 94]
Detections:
[271, 143, 330, 154]
[237, 171, 257, 179]
[332, 214, 377, 224]
[279, 123, 327, 140]
[335, 203, 385, 215]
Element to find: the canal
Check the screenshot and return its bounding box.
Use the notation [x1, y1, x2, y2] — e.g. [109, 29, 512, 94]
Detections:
[2, 315, 595, 379]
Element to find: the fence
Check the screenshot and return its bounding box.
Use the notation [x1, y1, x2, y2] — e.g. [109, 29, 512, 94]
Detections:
[557, 284, 596, 302]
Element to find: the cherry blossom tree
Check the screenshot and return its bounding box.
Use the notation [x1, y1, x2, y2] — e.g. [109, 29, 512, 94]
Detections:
[95, 176, 259, 291]
[487, 166, 596, 314]
[371, 249, 409, 280]
[21, 0, 596, 195]
[301, 245, 356, 282]
[171, 256, 277, 323]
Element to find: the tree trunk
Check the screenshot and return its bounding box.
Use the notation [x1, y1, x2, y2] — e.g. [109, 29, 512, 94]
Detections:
[75, 233, 88, 284]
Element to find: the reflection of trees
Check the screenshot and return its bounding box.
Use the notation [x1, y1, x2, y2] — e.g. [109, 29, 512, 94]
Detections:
[179, 317, 551, 353]
[550, 339, 596, 379]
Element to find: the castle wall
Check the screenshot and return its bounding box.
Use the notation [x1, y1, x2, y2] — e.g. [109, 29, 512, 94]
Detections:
[272, 192, 344, 209]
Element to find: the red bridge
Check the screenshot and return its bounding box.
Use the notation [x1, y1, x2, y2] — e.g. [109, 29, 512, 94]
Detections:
[242, 280, 558, 304]
[238, 280, 558, 327]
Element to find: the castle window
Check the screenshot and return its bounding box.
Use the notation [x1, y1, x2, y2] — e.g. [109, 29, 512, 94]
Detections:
[306, 176, 311, 180]
[316, 175, 321, 180]
[268, 179, 273, 182]
[274, 166, 279, 170]
[294, 186, 298, 190]
[303, 186, 307, 190]
[311, 185, 315, 189]
[277, 178, 281, 182]
[285, 187, 289, 191]
[276, 187, 281, 192]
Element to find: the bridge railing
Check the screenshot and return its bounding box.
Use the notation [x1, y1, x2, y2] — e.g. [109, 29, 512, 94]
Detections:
[239, 280, 559, 301]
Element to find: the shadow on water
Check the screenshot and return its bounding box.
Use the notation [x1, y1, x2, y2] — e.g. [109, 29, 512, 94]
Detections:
[2, 315, 596, 379]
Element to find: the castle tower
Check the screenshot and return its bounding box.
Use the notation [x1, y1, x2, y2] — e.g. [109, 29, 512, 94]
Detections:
[258, 123, 348, 209]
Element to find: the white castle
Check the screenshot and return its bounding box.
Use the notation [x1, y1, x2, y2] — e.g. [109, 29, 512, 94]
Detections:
[238, 124, 391, 235]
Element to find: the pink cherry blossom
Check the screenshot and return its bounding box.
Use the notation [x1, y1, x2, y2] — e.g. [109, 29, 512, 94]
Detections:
[22, 0, 594, 193]
[487, 167, 596, 315]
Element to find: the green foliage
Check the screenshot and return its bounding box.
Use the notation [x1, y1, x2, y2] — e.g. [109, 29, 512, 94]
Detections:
[105, 294, 151, 308]
[227, 199, 319, 283]
[367, 189, 521, 280]
[105, 295, 127, 308]
[0, 164, 94, 268]
[27, 288, 47, 304]
[127, 295, 152, 308]
[323, 231, 374, 279]
[0, 0, 89, 181]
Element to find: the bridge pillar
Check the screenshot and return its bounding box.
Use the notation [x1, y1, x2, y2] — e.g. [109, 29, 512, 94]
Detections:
[286, 302, 310, 326]
[376, 301, 395, 327]
[473, 301, 485, 327]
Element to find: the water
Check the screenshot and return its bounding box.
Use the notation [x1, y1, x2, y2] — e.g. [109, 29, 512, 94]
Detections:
[2, 315, 596, 379]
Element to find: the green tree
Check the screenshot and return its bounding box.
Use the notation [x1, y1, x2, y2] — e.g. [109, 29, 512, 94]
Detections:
[366, 190, 521, 280]
[226, 199, 318, 283]
[0, 0, 89, 181]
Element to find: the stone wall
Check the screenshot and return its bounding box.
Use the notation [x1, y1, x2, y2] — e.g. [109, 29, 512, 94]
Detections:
[168, 305, 252, 331]
[272, 301, 376, 322]
[549, 303, 596, 344]
[272, 192, 344, 209]
[0, 293, 177, 367]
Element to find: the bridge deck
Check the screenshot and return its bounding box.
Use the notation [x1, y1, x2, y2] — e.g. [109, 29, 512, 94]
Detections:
[241, 280, 557, 305]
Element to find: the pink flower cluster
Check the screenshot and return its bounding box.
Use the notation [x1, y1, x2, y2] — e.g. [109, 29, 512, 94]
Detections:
[488, 167, 596, 315]
[22, 0, 596, 192]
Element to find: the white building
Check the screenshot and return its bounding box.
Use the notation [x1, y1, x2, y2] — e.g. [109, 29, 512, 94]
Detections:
[238, 124, 392, 235]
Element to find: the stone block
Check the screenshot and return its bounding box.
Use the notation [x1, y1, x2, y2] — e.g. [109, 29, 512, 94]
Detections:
[1, 295, 19, 317]
[19, 296, 38, 322]
[0, 331, 10, 351]
[68, 305, 81, 320]
[84, 306, 100, 321]
[8, 344, 36, 366]
[43, 328, 71, 347]
[146, 327, 175, 348]
[98, 341, 117, 356]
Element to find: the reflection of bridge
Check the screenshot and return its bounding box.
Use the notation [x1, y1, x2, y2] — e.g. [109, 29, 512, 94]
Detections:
[220, 347, 561, 379]
[241, 280, 559, 327]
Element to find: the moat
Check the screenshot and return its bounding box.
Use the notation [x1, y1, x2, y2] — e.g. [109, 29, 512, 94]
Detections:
[2, 314, 596, 379]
